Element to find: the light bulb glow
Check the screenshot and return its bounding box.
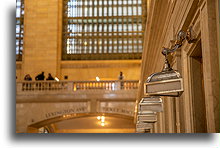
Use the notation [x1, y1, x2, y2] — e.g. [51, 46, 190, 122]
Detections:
[101, 122, 105, 127]
[101, 116, 105, 122]
[97, 116, 101, 120]
[97, 116, 106, 127]
[55, 77, 59, 81]
[96, 76, 100, 81]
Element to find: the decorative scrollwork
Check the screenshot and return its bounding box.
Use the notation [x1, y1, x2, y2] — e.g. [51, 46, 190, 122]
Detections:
[161, 27, 196, 71]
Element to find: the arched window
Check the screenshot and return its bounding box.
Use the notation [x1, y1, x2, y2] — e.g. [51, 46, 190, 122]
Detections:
[62, 0, 146, 60]
[16, 0, 24, 61]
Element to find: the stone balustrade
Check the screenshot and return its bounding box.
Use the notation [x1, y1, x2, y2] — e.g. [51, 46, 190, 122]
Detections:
[16, 80, 139, 132]
[16, 80, 139, 94]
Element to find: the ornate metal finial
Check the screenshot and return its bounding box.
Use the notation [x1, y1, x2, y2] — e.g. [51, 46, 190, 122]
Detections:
[161, 27, 196, 71]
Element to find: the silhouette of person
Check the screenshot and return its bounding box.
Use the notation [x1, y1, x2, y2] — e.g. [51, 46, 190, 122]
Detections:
[35, 72, 45, 81]
[118, 71, 124, 80]
[46, 73, 54, 80]
[24, 74, 32, 81]
[23, 74, 32, 90]
[118, 71, 124, 89]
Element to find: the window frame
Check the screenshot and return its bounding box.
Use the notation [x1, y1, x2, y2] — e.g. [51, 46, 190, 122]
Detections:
[16, 0, 24, 61]
[62, 0, 147, 60]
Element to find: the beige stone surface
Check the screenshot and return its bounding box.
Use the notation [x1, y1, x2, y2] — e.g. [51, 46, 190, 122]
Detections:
[22, 0, 59, 78]
[16, 0, 219, 133]
[60, 60, 141, 80]
[137, 0, 219, 133]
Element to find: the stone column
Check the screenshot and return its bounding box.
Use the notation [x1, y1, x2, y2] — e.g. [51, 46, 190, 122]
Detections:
[216, 0, 220, 50]
[159, 111, 165, 133]
[22, 0, 59, 79]
[181, 47, 194, 133]
[200, 0, 219, 132]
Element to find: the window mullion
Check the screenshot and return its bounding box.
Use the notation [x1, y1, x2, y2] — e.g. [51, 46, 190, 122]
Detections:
[62, 0, 145, 60]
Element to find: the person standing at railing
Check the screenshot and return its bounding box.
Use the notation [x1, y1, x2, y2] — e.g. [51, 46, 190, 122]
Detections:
[118, 71, 124, 89]
[46, 73, 54, 80]
[46, 73, 55, 90]
[24, 74, 32, 81]
[23, 74, 32, 90]
[35, 72, 45, 81]
[35, 72, 45, 90]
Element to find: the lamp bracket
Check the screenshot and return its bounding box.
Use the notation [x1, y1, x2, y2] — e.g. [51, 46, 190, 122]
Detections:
[161, 27, 196, 72]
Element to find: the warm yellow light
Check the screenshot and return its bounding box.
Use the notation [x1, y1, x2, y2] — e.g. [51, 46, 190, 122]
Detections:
[101, 116, 105, 122]
[84, 41, 87, 46]
[55, 77, 59, 81]
[97, 116, 106, 126]
[73, 86, 77, 91]
[96, 76, 100, 81]
[97, 116, 101, 120]
[101, 122, 105, 127]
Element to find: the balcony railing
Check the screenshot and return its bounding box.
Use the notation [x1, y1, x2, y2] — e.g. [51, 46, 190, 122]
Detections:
[16, 80, 139, 94]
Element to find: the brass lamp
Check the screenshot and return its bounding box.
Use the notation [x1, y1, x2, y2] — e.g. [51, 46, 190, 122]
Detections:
[136, 28, 196, 133]
[136, 97, 163, 132]
[144, 28, 196, 97]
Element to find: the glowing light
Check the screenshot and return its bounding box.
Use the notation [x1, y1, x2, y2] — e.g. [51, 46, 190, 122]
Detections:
[101, 122, 105, 127]
[97, 116, 101, 120]
[55, 77, 59, 81]
[112, 83, 115, 90]
[96, 76, 100, 81]
[73, 86, 77, 91]
[84, 41, 87, 46]
[101, 116, 105, 122]
[97, 116, 106, 127]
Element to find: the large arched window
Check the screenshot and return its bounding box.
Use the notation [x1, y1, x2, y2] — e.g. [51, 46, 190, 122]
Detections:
[16, 0, 24, 61]
[62, 0, 146, 60]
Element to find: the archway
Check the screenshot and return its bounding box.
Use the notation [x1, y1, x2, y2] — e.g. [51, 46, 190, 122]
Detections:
[27, 113, 136, 133]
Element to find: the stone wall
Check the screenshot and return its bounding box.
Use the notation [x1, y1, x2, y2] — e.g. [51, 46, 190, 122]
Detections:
[21, 0, 59, 79]
[15, 0, 142, 81]
[138, 0, 219, 133]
